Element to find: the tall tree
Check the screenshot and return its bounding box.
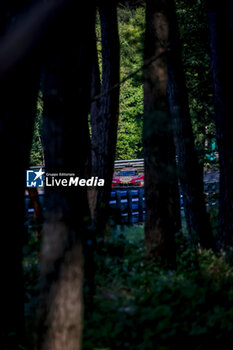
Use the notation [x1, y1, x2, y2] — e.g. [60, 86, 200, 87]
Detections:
[0, 2, 40, 347]
[143, 0, 181, 261]
[89, 0, 120, 232]
[165, 0, 214, 249]
[36, 2, 95, 350]
[207, 0, 233, 247]
[0, 1, 83, 347]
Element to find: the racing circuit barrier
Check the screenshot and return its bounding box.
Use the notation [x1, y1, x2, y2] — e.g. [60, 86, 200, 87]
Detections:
[25, 170, 219, 224]
[109, 187, 145, 224]
[25, 187, 146, 224]
[30, 160, 218, 180]
[31, 158, 145, 176]
[114, 158, 144, 174]
[25, 182, 219, 225]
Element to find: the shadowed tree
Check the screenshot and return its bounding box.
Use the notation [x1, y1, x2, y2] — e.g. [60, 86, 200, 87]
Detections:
[143, 0, 181, 261]
[88, 26, 101, 221]
[36, 2, 95, 350]
[165, 0, 214, 249]
[207, 0, 233, 248]
[0, 1, 83, 348]
[89, 0, 120, 233]
[0, 2, 40, 347]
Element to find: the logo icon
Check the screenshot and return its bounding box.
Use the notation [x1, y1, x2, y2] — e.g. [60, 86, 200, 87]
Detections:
[26, 168, 45, 188]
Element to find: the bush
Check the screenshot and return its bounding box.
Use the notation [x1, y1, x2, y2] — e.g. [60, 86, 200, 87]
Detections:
[83, 227, 233, 350]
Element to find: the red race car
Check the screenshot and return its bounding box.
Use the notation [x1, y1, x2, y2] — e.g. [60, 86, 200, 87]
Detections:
[112, 167, 144, 187]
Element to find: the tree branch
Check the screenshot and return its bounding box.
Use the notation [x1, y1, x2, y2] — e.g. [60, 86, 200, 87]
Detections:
[91, 49, 170, 102]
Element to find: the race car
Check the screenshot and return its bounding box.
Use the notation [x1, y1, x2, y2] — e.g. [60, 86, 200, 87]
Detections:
[112, 167, 144, 187]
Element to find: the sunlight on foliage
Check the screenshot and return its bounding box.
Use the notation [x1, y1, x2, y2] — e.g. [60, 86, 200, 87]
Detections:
[117, 7, 145, 160]
[29, 91, 44, 166]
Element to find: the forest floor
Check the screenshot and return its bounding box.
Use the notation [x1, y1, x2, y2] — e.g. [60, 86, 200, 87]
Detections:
[24, 205, 233, 350]
[81, 223, 233, 349]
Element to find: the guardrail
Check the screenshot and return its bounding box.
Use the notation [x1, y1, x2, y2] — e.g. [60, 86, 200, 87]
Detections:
[25, 187, 146, 224]
[109, 187, 145, 224]
[114, 159, 144, 174]
[30, 158, 145, 174]
[30, 161, 219, 184]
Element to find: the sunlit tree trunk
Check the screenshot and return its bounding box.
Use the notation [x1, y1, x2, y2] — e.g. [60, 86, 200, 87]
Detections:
[89, 1, 120, 233]
[166, 0, 214, 249]
[143, 0, 181, 262]
[36, 2, 95, 350]
[207, 0, 233, 248]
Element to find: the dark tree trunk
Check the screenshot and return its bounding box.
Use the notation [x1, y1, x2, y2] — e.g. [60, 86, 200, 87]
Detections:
[28, 188, 43, 239]
[207, 0, 233, 247]
[0, 2, 40, 348]
[88, 29, 101, 221]
[165, 0, 214, 249]
[143, 0, 181, 261]
[89, 1, 120, 233]
[36, 3, 95, 350]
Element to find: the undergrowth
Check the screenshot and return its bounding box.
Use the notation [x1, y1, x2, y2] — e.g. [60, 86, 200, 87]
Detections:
[22, 221, 233, 349]
[83, 226, 233, 350]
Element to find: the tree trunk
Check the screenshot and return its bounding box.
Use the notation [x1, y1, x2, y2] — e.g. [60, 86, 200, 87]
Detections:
[89, 1, 120, 233]
[165, 0, 214, 249]
[207, 0, 233, 247]
[143, 0, 181, 262]
[36, 3, 95, 350]
[88, 29, 101, 221]
[28, 188, 43, 240]
[0, 3, 40, 348]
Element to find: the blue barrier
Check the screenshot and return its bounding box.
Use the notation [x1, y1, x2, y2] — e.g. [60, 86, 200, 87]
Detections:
[25, 183, 218, 224]
[109, 187, 145, 224]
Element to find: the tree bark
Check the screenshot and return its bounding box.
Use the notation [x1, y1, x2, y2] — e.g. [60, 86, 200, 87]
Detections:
[143, 0, 181, 262]
[207, 0, 233, 248]
[28, 188, 43, 239]
[0, 2, 40, 348]
[165, 0, 214, 249]
[88, 29, 101, 221]
[36, 2, 95, 350]
[89, 1, 120, 233]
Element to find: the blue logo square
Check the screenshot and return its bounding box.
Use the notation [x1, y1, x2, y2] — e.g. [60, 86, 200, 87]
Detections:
[26, 169, 45, 188]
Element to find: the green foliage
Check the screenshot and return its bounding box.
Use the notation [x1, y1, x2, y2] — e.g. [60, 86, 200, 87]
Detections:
[117, 81, 144, 159]
[23, 222, 233, 350]
[83, 226, 233, 349]
[29, 2, 217, 166]
[116, 7, 145, 160]
[118, 7, 144, 79]
[176, 0, 217, 169]
[116, 2, 217, 166]
[29, 92, 44, 166]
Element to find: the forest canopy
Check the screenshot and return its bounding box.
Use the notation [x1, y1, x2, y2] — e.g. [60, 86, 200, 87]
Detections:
[30, 0, 216, 166]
